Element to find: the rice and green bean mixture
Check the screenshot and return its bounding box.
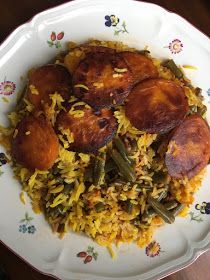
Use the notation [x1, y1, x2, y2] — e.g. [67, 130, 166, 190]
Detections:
[0, 40, 208, 254]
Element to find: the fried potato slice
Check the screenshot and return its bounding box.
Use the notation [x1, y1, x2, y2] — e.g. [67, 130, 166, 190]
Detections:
[72, 52, 133, 109]
[80, 44, 116, 54]
[120, 51, 158, 84]
[165, 114, 210, 179]
[12, 114, 59, 170]
[27, 64, 71, 108]
[125, 78, 188, 134]
[64, 45, 116, 74]
[56, 104, 118, 153]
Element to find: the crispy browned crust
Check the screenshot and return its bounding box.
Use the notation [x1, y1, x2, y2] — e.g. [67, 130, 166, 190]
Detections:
[120, 51, 158, 84]
[125, 78, 188, 134]
[72, 52, 133, 109]
[165, 114, 210, 179]
[27, 64, 71, 108]
[79, 44, 116, 54]
[12, 114, 59, 170]
[56, 105, 118, 153]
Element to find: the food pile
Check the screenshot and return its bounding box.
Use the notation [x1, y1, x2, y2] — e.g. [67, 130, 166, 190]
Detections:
[1, 40, 210, 250]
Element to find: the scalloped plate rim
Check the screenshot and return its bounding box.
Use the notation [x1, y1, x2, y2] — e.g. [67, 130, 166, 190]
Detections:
[0, 0, 210, 280]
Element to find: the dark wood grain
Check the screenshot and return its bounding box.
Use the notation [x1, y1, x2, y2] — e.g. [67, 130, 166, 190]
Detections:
[0, 1, 210, 279]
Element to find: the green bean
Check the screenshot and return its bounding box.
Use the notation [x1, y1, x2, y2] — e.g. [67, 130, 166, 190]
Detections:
[189, 105, 197, 114]
[57, 223, 65, 233]
[163, 201, 178, 210]
[105, 159, 118, 173]
[84, 167, 93, 182]
[93, 153, 106, 186]
[171, 204, 185, 216]
[114, 137, 131, 164]
[56, 176, 65, 184]
[163, 59, 183, 79]
[124, 200, 133, 214]
[52, 165, 60, 176]
[142, 200, 178, 221]
[133, 218, 141, 226]
[113, 179, 127, 186]
[142, 209, 155, 220]
[63, 183, 74, 194]
[16, 86, 27, 109]
[148, 196, 175, 224]
[110, 149, 136, 182]
[153, 171, 169, 184]
[95, 202, 105, 213]
[57, 205, 65, 215]
[130, 139, 138, 150]
[157, 190, 168, 202]
[138, 50, 150, 55]
[197, 105, 207, 117]
[135, 182, 153, 191]
[195, 87, 204, 99]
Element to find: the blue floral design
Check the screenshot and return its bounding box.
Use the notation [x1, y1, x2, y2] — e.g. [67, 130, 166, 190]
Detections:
[19, 212, 36, 234]
[19, 224, 27, 233]
[105, 15, 119, 27]
[0, 152, 8, 177]
[207, 89, 210, 103]
[104, 15, 128, 36]
[28, 225, 36, 234]
[189, 202, 210, 223]
[195, 202, 210, 214]
[0, 153, 7, 166]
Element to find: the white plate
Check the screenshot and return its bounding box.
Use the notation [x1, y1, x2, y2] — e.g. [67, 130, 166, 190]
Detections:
[0, 0, 210, 279]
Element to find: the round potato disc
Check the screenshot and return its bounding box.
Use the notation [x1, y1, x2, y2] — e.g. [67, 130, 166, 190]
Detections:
[165, 114, 210, 179]
[56, 104, 118, 153]
[12, 114, 59, 170]
[120, 51, 158, 84]
[27, 64, 72, 108]
[125, 78, 188, 134]
[73, 52, 133, 109]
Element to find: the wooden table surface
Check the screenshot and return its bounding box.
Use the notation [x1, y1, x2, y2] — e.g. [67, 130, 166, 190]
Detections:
[0, 1, 210, 279]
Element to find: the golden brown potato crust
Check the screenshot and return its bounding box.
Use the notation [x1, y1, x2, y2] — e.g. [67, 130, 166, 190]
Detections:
[12, 114, 59, 170]
[120, 51, 158, 84]
[79, 45, 116, 54]
[72, 52, 133, 109]
[125, 78, 188, 134]
[27, 64, 71, 108]
[64, 45, 116, 74]
[56, 105, 118, 153]
[165, 114, 210, 179]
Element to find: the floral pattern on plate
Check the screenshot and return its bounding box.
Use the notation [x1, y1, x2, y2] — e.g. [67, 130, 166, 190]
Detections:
[19, 212, 36, 234]
[189, 202, 210, 222]
[47, 31, 64, 49]
[0, 152, 8, 176]
[104, 15, 128, 36]
[0, 79, 16, 95]
[166, 39, 183, 54]
[145, 241, 162, 257]
[207, 88, 210, 103]
[0, 153, 7, 167]
[77, 246, 98, 264]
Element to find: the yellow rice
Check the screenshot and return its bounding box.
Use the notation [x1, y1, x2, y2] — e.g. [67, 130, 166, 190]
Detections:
[0, 39, 207, 252]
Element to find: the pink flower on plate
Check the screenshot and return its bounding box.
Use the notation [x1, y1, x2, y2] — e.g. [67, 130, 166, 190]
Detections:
[168, 39, 183, 54]
[0, 80, 16, 95]
[145, 241, 161, 257]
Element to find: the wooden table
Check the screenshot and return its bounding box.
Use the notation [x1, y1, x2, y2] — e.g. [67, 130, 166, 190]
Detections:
[0, 1, 210, 279]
